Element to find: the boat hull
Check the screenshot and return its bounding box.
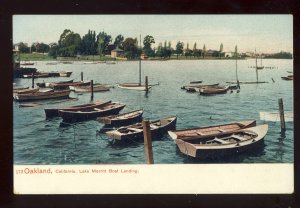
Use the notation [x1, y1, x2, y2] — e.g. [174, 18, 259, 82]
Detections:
[106, 116, 177, 141]
[14, 90, 70, 102]
[59, 103, 125, 123]
[98, 110, 144, 127]
[176, 125, 268, 159]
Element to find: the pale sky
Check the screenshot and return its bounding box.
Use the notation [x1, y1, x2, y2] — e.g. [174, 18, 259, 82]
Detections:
[13, 15, 293, 53]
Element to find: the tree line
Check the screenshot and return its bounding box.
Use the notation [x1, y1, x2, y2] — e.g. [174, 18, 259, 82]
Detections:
[16, 29, 226, 60]
[15, 29, 292, 60]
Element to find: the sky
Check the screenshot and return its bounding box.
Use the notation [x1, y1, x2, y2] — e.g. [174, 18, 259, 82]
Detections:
[13, 15, 293, 53]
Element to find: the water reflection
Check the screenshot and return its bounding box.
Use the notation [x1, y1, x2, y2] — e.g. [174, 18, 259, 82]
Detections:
[274, 131, 286, 161]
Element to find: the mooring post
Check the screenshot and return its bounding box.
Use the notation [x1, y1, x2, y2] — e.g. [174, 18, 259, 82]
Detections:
[31, 72, 34, 88]
[143, 120, 154, 164]
[81, 72, 83, 81]
[145, 76, 148, 92]
[90, 80, 94, 100]
[278, 98, 286, 132]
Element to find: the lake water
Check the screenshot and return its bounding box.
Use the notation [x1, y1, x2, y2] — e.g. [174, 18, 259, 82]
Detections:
[13, 59, 294, 164]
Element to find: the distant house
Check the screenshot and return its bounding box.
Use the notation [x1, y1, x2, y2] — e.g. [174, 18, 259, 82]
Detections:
[206, 49, 219, 57]
[105, 44, 116, 55]
[111, 47, 124, 58]
[140, 53, 148, 60]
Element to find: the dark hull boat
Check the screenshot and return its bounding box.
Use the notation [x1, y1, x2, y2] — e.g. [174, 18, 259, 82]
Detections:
[73, 85, 111, 93]
[44, 101, 111, 118]
[36, 79, 74, 88]
[97, 109, 144, 127]
[13, 90, 70, 102]
[281, 75, 293, 80]
[168, 120, 256, 140]
[59, 102, 126, 122]
[105, 116, 177, 141]
[175, 125, 268, 159]
[13, 88, 39, 96]
[199, 86, 229, 95]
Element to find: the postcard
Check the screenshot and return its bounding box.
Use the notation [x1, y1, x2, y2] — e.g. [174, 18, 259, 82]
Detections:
[13, 15, 293, 194]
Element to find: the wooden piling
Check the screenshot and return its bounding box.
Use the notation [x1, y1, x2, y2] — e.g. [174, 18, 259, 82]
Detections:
[81, 72, 83, 81]
[278, 98, 286, 132]
[145, 76, 148, 92]
[143, 120, 154, 164]
[31, 72, 34, 88]
[90, 80, 94, 100]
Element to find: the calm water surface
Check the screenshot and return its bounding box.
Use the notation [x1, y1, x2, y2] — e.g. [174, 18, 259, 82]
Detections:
[13, 59, 293, 164]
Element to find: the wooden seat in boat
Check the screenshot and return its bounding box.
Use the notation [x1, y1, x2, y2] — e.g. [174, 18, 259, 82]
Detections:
[214, 138, 230, 144]
[231, 135, 245, 141]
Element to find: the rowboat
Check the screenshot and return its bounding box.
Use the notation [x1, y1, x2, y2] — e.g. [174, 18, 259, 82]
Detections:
[59, 71, 72, 77]
[44, 100, 111, 118]
[105, 116, 177, 141]
[175, 124, 268, 159]
[49, 81, 90, 89]
[199, 85, 229, 95]
[13, 88, 39, 96]
[97, 109, 144, 126]
[72, 84, 111, 93]
[59, 102, 126, 122]
[118, 83, 151, 91]
[190, 80, 203, 84]
[181, 83, 219, 90]
[36, 79, 74, 88]
[281, 75, 293, 80]
[13, 86, 29, 91]
[23, 72, 50, 78]
[13, 89, 71, 102]
[183, 84, 220, 92]
[226, 81, 268, 84]
[168, 120, 256, 140]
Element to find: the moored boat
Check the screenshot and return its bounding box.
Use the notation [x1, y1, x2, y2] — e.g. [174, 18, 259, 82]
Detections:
[281, 75, 293, 80]
[181, 83, 219, 90]
[59, 102, 126, 122]
[190, 80, 203, 84]
[199, 85, 229, 95]
[175, 124, 268, 159]
[168, 120, 256, 140]
[97, 109, 144, 127]
[13, 88, 39, 96]
[73, 84, 111, 93]
[49, 81, 90, 89]
[59, 71, 72, 77]
[118, 83, 151, 91]
[13, 89, 71, 102]
[44, 100, 111, 118]
[36, 79, 74, 88]
[105, 116, 177, 141]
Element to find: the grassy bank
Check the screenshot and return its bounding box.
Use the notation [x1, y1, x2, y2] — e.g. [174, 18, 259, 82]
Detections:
[17, 53, 244, 62]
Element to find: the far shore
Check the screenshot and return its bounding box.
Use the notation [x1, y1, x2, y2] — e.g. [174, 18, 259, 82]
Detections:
[16, 53, 292, 62]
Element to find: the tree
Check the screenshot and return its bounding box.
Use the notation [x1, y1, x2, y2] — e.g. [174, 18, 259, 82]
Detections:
[58, 29, 81, 57]
[143, 35, 155, 57]
[114, 34, 124, 49]
[80, 30, 97, 55]
[96, 31, 112, 57]
[48, 43, 59, 58]
[36, 43, 50, 53]
[18, 42, 30, 53]
[219, 43, 223, 58]
[122, 37, 138, 59]
[175, 41, 184, 59]
[202, 44, 206, 58]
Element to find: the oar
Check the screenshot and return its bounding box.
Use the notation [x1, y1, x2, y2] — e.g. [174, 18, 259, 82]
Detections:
[19, 98, 79, 108]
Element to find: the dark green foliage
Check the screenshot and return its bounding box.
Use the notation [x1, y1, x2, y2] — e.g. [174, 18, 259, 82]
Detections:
[96, 31, 112, 56]
[114, 34, 124, 49]
[265, 51, 293, 59]
[58, 29, 81, 57]
[80, 30, 97, 55]
[18, 42, 30, 53]
[122, 37, 138, 59]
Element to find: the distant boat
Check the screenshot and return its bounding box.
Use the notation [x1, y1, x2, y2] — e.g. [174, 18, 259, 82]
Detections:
[13, 89, 71, 102]
[72, 84, 111, 93]
[259, 111, 293, 122]
[168, 120, 256, 140]
[287, 71, 293, 73]
[105, 116, 177, 141]
[49, 81, 90, 89]
[97, 109, 144, 127]
[59, 102, 126, 123]
[190, 80, 203, 84]
[59, 71, 72, 77]
[106, 61, 116, 64]
[118, 83, 151, 91]
[181, 83, 219, 90]
[175, 124, 268, 159]
[226, 81, 268, 84]
[281, 75, 293, 80]
[118, 35, 150, 91]
[21, 62, 34, 66]
[199, 85, 229, 95]
[36, 79, 74, 88]
[44, 100, 111, 118]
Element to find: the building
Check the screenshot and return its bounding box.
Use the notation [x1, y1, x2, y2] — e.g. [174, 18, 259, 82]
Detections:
[140, 53, 148, 60]
[111, 47, 124, 58]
